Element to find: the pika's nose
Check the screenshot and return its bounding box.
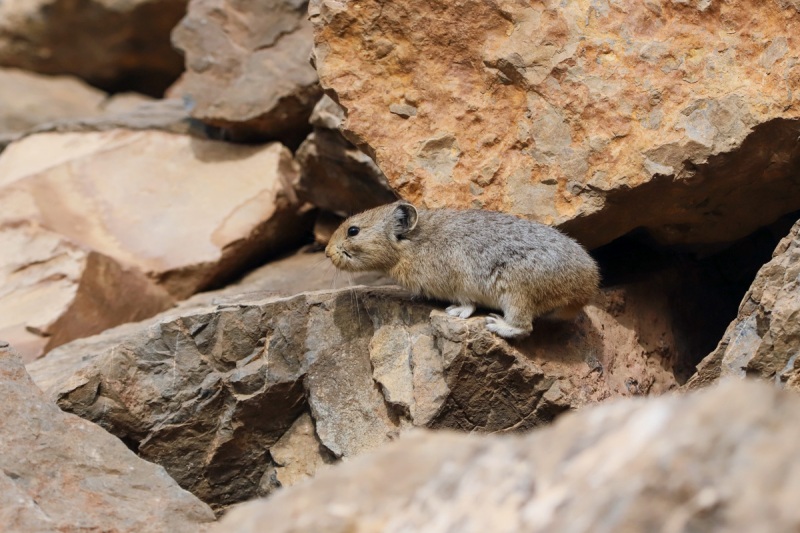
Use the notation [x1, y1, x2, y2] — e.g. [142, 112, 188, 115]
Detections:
[324, 246, 331, 258]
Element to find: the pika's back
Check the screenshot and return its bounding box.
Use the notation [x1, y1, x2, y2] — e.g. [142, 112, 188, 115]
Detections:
[412, 208, 586, 262]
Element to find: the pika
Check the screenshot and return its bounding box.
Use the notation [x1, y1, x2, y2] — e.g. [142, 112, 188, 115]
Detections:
[326, 201, 600, 338]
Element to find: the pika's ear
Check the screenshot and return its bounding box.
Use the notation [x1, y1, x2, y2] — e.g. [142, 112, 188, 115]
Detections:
[392, 202, 418, 237]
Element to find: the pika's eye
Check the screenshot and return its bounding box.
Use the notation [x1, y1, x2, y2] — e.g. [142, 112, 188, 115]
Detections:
[347, 226, 360, 237]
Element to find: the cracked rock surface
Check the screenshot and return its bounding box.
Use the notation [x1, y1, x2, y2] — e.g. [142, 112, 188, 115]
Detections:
[296, 95, 397, 217]
[29, 253, 687, 510]
[688, 218, 800, 391]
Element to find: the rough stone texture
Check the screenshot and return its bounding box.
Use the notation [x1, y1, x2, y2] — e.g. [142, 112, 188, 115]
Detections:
[0, 129, 311, 359]
[0, 0, 187, 95]
[0, 68, 108, 143]
[213, 379, 800, 533]
[0, 224, 175, 363]
[687, 219, 800, 390]
[29, 271, 687, 510]
[311, 0, 800, 249]
[171, 0, 321, 143]
[0, 342, 215, 532]
[296, 95, 397, 216]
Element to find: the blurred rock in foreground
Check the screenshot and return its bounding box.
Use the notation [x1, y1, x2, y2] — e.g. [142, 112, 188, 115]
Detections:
[214, 379, 800, 533]
[0, 342, 215, 532]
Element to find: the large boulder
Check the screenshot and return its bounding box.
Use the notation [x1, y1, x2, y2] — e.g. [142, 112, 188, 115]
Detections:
[687, 218, 800, 390]
[0, 342, 215, 532]
[213, 379, 800, 532]
[0, 0, 187, 95]
[0, 129, 312, 360]
[310, 0, 800, 248]
[28, 255, 696, 510]
[171, 0, 321, 143]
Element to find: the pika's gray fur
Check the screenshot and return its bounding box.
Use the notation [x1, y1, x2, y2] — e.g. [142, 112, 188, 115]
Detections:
[326, 201, 600, 338]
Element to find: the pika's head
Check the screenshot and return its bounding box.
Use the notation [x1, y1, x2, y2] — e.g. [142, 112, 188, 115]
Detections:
[326, 201, 418, 272]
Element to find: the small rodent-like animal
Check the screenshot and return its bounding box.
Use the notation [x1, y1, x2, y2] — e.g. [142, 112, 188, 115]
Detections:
[325, 201, 600, 338]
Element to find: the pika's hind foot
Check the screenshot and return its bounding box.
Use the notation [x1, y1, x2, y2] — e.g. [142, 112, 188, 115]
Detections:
[485, 313, 531, 339]
[446, 303, 476, 319]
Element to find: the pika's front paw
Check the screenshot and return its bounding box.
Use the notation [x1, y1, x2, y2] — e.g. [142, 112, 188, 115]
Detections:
[446, 304, 476, 319]
[485, 315, 529, 339]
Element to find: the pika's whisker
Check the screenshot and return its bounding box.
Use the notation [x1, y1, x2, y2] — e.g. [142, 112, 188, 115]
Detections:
[347, 272, 363, 326]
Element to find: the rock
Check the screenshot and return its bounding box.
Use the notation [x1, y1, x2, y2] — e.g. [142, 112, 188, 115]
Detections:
[0, 95, 199, 153]
[312, 210, 345, 245]
[183, 249, 395, 305]
[15, 99, 200, 142]
[0, 224, 175, 363]
[0, 129, 312, 359]
[101, 92, 156, 115]
[0, 68, 107, 143]
[0, 343, 215, 532]
[310, 0, 800, 248]
[0, 0, 187, 95]
[267, 413, 336, 489]
[687, 219, 800, 390]
[171, 0, 321, 143]
[28, 264, 688, 510]
[213, 379, 800, 533]
[0, 129, 310, 297]
[296, 96, 397, 216]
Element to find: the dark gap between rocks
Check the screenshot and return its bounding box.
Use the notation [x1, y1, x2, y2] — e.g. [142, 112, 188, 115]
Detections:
[592, 209, 800, 383]
[119, 435, 141, 454]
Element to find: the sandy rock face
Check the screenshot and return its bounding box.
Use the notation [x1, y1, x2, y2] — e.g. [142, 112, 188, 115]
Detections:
[172, 0, 321, 142]
[213, 379, 800, 533]
[688, 218, 800, 390]
[28, 265, 687, 510]
[0, 129, 311, 359]
[311, 0, 800, 248]
[0, 342, 215, 532]
[0, 0, 187, 95]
